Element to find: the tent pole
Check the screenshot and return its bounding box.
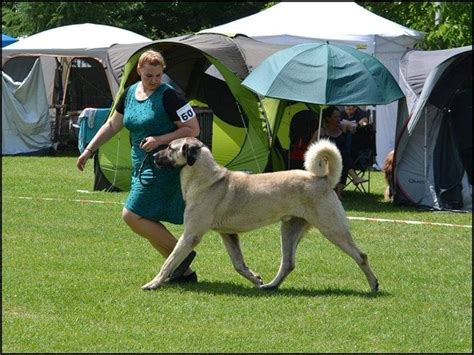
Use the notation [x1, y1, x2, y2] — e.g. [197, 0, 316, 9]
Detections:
[424, 106, 427, 181]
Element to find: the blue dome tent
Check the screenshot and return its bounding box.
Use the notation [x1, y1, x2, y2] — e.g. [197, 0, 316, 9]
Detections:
[2, 34, 18, 47]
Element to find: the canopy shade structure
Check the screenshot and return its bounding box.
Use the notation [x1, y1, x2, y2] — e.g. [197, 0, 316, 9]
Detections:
[2, 23, 150, 58]
[2, 23, 151, 98]
[200, 1, 425, 168]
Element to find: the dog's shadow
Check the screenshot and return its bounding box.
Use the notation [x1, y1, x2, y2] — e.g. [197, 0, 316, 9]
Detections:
[168, 280, 390, 299]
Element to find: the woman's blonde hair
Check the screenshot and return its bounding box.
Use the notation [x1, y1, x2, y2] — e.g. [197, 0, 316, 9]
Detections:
[137, 49, 166, 69]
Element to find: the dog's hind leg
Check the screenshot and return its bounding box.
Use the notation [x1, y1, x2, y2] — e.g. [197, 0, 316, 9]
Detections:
[219, 233, 263, 286]
[260, 217, 309, 290]
[142, 233, 203, 290]
[312, 215, 379, 292]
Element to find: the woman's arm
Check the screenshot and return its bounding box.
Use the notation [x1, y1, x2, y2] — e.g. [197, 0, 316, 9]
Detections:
[140, 117, 200, 152]
[76, 111, 124, 171]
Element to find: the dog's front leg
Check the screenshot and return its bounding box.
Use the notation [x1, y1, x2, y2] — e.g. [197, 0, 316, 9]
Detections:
[142, 233, 201, 290]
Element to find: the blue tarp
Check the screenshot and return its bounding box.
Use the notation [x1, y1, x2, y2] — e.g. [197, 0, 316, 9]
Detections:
[2, 34, 18, 47]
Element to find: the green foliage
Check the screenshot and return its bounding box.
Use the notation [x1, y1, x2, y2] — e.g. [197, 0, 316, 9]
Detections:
[2, 2, 139, 36]
[2, 1, 269, 39]
[358, 2, 472, 50]
[2, 156, 472, 352]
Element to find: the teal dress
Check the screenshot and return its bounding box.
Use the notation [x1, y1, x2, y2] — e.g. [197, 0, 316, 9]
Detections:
[123, 82, 185, 224]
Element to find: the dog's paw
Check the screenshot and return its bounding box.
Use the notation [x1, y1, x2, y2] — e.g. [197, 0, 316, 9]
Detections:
[253, 276, 264, 287]
[249, 272, 264, 286]
[259, 283, 279, 291]
[141, 279, 162, 290]
[371, 280, 380, 293]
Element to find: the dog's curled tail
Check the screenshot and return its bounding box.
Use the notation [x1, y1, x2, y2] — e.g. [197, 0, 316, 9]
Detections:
[304, 139, 343, 189]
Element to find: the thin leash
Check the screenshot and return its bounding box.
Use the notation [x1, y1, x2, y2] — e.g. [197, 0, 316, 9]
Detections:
[137, 143, 169, 187]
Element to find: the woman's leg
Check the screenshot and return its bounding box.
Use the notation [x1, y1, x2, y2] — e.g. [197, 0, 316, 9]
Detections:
[342, 148, 368, 185]
[122, 208, 193, 275]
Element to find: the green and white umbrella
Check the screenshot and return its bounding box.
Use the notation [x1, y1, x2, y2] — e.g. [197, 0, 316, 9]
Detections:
[242, 42, 404, 105]
[242, 42, 404, 139]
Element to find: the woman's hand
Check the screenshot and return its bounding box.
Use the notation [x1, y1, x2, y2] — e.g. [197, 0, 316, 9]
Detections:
[140, 136, 161, 152]
[358, 117, 369, 127]
[76, 149, 93, 171]
[76, 111, 124, 171]
[340, 119, 357, 133]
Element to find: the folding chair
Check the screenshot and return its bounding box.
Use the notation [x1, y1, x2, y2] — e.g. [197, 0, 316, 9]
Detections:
[345, 148, 374, 194]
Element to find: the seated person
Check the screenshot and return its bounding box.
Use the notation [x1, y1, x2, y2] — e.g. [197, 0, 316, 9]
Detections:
[309, 106, 368, 200]
[288, 110, 318, 169]
[340, 105, 375, 163]
[340, 105, 370, 126]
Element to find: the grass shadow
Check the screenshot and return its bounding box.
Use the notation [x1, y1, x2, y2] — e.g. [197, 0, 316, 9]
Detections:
[166, 280, 390, 299]
[342, 190, 419, 214]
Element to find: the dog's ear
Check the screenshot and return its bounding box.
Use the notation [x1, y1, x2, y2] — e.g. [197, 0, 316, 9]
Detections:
[182, 143, 200, 166]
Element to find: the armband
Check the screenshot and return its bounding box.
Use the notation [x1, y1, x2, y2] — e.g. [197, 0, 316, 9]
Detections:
[176, 103, 196, 123]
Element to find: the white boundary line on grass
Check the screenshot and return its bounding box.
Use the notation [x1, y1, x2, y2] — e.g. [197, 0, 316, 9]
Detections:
[6, 195, 124, 205]
[4, 195, 472, 229]
[347, 216, 471, 229]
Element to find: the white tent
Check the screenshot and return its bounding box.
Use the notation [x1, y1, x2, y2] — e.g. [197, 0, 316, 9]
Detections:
[2, 23, 151, 96]
[2, 23, 151, 146]
[200, 2, 425, 168]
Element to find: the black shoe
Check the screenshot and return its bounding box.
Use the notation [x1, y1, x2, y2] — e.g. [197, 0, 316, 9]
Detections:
[168, 271, 198, 284]
[169, 251, 197, 279]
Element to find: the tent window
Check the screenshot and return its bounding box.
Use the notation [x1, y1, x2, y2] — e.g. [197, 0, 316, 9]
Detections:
[3, 56, 39, 82]
[64, 57, 113, 111]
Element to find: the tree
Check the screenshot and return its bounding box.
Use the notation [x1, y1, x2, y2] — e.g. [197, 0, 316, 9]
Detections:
[357, 2, 472, 50]
[3, 2, 471, 49]
[2, 2, 270, 39]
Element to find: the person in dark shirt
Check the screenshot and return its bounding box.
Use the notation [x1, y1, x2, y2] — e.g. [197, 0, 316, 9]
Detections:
[310, 106, 368, 200]
[340, 105, 375, 164]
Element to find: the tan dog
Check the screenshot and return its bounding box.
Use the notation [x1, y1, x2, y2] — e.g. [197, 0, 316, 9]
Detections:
[142, 137, 379, 292]
[383, 150, 395, 202]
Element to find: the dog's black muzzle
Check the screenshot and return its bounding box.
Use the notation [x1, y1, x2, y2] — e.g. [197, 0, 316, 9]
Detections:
[153, 148, 177, 169]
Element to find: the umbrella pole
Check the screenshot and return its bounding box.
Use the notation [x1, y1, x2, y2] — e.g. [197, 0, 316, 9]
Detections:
[317, 107, 323, 141]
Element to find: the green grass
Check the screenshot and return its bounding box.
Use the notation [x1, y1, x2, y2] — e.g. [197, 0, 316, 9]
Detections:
[2, 155, 472, 353]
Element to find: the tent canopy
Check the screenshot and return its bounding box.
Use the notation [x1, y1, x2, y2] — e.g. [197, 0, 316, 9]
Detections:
[200, 2, 424, 53]
[2, 23, 151, 97]
[200, 2, 425, 168]
[2, 23, 150, 58]
[399, 46, 471, 99]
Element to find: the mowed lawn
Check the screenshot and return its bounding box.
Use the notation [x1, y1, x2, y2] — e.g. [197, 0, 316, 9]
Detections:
[2, 155, 472, 353]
